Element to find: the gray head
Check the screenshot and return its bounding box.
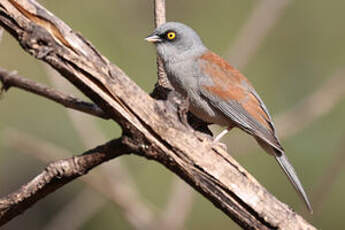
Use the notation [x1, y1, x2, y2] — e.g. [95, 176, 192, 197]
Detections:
[145, 22, 207, 63]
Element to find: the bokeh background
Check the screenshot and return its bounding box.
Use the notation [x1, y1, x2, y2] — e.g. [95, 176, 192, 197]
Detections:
[1, 0, 345, 229]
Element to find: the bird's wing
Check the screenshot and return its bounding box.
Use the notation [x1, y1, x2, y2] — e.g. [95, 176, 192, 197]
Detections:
[198, 51, 283, 152]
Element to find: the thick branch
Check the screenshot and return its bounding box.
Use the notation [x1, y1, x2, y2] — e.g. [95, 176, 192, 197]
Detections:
[0, 1, 316, 229]
[0, 67, 109, 119]
[0, 137, 131, 226]
[44, 64, 155, 228]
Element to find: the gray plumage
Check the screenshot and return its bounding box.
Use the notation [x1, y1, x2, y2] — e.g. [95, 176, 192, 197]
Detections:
[146, 22, 312, 213]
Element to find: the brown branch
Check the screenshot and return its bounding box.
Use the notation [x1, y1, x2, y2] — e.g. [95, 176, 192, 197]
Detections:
[2, 127, 155, 229]
[0, 137, 131, 226]
[44, 63, 110, 145]
[225, 0, 291, 69]
[153, 0, 169, 89]
[0, 1, 316, 229]
[45, 65, 156, 229]
[152, 1, 194, 229]
[154, 0, 166, 27]
[0, 67, 109, 119]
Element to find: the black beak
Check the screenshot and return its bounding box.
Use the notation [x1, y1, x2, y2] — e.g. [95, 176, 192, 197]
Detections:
[145, 33, 162, 43]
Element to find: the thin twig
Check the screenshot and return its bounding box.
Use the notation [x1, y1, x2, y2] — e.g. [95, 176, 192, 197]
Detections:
[152, 2, 194, 229]
[225, 0, 291, 69]
[0, 67, 109, 119]
[44, 65, 155, 229]
[0, 135, 129, 226]
[2, 128, 155, 229]
[154, 0, 166, 27]
[153, 0, 170, 88]
[0, 1, 316, 228]
[44, 64, 108, 147]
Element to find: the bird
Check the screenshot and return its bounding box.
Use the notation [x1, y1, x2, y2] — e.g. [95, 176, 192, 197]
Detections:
[145, 22, 312, 213]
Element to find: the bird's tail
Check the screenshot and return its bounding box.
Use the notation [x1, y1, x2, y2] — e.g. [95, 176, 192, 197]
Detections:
[275, 152, 313, 213]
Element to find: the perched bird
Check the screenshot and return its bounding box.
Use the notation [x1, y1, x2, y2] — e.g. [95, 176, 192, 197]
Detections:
[145, 22, 312, 213]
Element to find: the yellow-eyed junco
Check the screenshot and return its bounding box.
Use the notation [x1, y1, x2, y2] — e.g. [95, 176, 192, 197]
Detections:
[146, 22, 312, 213]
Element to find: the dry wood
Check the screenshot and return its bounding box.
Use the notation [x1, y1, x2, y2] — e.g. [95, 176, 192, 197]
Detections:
[0, 0, 316, 229]
[0, 67, 108, 119]
[3, 127, 155, 229]
[153, 0, 169, 88]
[0, 138, 130, 226]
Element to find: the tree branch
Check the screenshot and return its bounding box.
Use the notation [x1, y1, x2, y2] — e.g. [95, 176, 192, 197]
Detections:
[44, 64, 156, 229]
[152, 2, 194, 229]
[2, 127, 155, 229]
[0, 0, 316, 229]
[153, 0, 169, 88]
[0, 67, 109, 119]
[0, 137, 131, 226]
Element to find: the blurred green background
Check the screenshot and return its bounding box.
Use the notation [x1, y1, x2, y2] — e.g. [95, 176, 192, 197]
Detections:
[1, 0, 345, 229]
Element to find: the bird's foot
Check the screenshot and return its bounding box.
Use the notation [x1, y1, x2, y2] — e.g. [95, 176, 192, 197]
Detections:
[213, 141, 228, 151]
[213, 128, 230, 143]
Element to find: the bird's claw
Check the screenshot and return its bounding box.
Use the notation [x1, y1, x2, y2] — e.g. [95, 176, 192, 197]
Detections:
[213, 141, 228, 151]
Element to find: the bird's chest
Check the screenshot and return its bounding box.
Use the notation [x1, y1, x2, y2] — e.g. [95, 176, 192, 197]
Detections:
[165, 60, 227, 125]
[165, 60, 199, 97]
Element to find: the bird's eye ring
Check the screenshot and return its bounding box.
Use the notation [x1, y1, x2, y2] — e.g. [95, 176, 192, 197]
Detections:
[166, 31, 176, 40]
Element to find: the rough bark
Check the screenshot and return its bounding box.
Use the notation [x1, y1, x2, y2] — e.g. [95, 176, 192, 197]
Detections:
[0, 138, 130, 226]
[0, 0, 316, 229]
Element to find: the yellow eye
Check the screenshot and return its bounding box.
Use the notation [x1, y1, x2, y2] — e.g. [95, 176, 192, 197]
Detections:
[166, 32, 176, 40]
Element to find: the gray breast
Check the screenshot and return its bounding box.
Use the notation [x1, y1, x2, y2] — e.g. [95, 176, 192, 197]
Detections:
[165, 59, 198, 96]
[165, 59, 231, 126]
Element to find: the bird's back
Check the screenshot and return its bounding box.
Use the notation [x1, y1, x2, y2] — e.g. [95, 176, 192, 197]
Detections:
[197, 51, 283, 153]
